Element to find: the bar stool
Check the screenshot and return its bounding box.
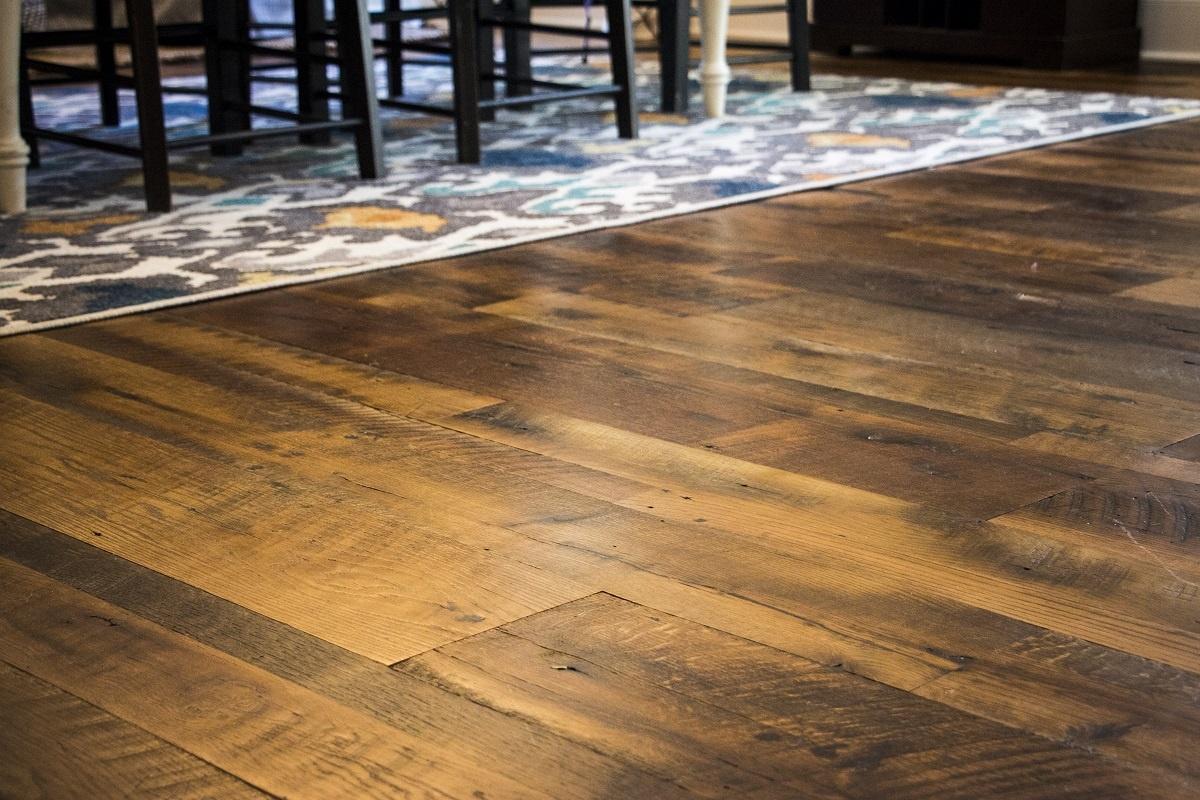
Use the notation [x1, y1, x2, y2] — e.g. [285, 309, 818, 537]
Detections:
[501, 0, 811, 113]
[19, 0, 385, 212]
[364, 0, 639, 163]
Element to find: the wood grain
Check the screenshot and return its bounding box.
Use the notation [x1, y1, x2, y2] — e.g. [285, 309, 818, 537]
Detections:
[4, 59, 1200, 799]
[400, 593, 1159, 799]
[0, 510, 706, 799]
[0, 662, 266, 800]
[0, 558, 546, 800]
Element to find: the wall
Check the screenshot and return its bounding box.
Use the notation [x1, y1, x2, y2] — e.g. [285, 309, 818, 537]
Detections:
[1141, 0, 1200, 61]
[726, 1, 789, 45]
[547, 1, 1200, 63]
[725, 1, 1200, 63]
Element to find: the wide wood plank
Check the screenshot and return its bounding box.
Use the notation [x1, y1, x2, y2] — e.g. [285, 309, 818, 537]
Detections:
[400, 593, 1166, 799]
[443, 403, 1200, 674]
[705, 414, 1078, 519]
[0, 558, 550, 800]
[473, 288, 1200, 448]
[0, 662, 266, 800]
[0, 386, 588, 662]
[0, 330, 958, 690]
[0, 510, 706, 800]
[6, 56, 1200, 799]
[1118, 276, 1200, 308]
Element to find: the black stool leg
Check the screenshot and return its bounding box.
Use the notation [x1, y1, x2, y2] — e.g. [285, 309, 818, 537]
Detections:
[786, 0, 811, 91]
[384, 0, 404, 98]
[604, 0, 638, 139]
[295, 0, 332, 144]
[236, 0, 253, 131]
[203, 0, 250, 155]
[449, 0, 481, 163]
[501, 0, 531, 104]
[125, 0, 171, 212]
[94, 0, 121, 126]
[657, 0, 689, 113]
[478, 2, 496, 123]
[333, 0, 385, 179]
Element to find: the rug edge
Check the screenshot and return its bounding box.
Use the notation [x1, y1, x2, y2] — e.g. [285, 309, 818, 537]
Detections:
[5, 107, 1200, 338]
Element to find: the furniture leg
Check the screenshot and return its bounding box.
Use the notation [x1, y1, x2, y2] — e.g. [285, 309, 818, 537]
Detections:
[699, 0, 730, 117]
[332, 0, 385, 178]
[786, 0, 810, 91]
[203, 0, 249, 155]
[478, 1, 496, 122]
[657, 0, 690, 113]
[18, 40, 39, 169]
[1, 0, 29, 212]
[125, 0, 171, 212]
[295, 0, 332, 144]
[604, 0, 638, 138]
[94, 0, 120, 125]
[384, 0, 405, 97]
[502, 0, 531, 102]
[449, 0, 481, 163]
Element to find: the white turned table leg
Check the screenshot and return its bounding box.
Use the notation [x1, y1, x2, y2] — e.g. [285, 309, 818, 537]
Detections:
[0, 0, 29, 213]
[699, 0, 731, 118]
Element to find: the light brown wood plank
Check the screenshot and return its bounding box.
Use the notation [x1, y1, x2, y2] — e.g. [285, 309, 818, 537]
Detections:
[0, 386, 589, 662]
[1012, 432, 1200, 484]
[0, 662, 267, 800]
[1118, 276, 1200, 307]
[0, 558, 558, 800]
[0, 510, 710, 800]
[6, 57, 1200, 799]
[442, 403, 1200, 674]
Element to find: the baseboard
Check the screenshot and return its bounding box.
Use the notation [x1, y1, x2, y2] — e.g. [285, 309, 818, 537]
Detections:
[1141, 49, 1200, 62]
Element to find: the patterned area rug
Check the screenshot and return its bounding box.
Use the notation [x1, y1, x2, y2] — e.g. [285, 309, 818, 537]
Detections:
[4, 60, 1199, 336]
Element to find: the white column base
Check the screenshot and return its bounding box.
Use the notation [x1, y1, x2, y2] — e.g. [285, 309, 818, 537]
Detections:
[699, 0, 732, 118]
[1, 0, 28, 214]
[0, 137, 30, 215]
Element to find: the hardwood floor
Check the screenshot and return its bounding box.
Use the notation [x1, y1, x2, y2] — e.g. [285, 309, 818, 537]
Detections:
[3, 56, 1200, 798]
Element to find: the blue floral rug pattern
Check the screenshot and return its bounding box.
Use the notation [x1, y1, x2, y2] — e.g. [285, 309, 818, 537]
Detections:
[3, 61, 1199, 335]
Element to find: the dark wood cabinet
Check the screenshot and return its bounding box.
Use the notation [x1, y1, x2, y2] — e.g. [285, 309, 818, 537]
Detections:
[811, 1, 1141, 69]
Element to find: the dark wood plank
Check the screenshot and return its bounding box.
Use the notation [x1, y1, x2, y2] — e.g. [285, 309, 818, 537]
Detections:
[175, 287, 782, 443]
[995, 473, 1200, 569]
[0, 509, 700, 800]
[707, 414, 1082, 519]
[1160, 434, 1200, 463]
[853, 168, 1199, 218]
[472, 288, 1200, 448]
[965, 139, 1200, 199]
[0, 378, 589, 663]
[400, 593, 1167, 799]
